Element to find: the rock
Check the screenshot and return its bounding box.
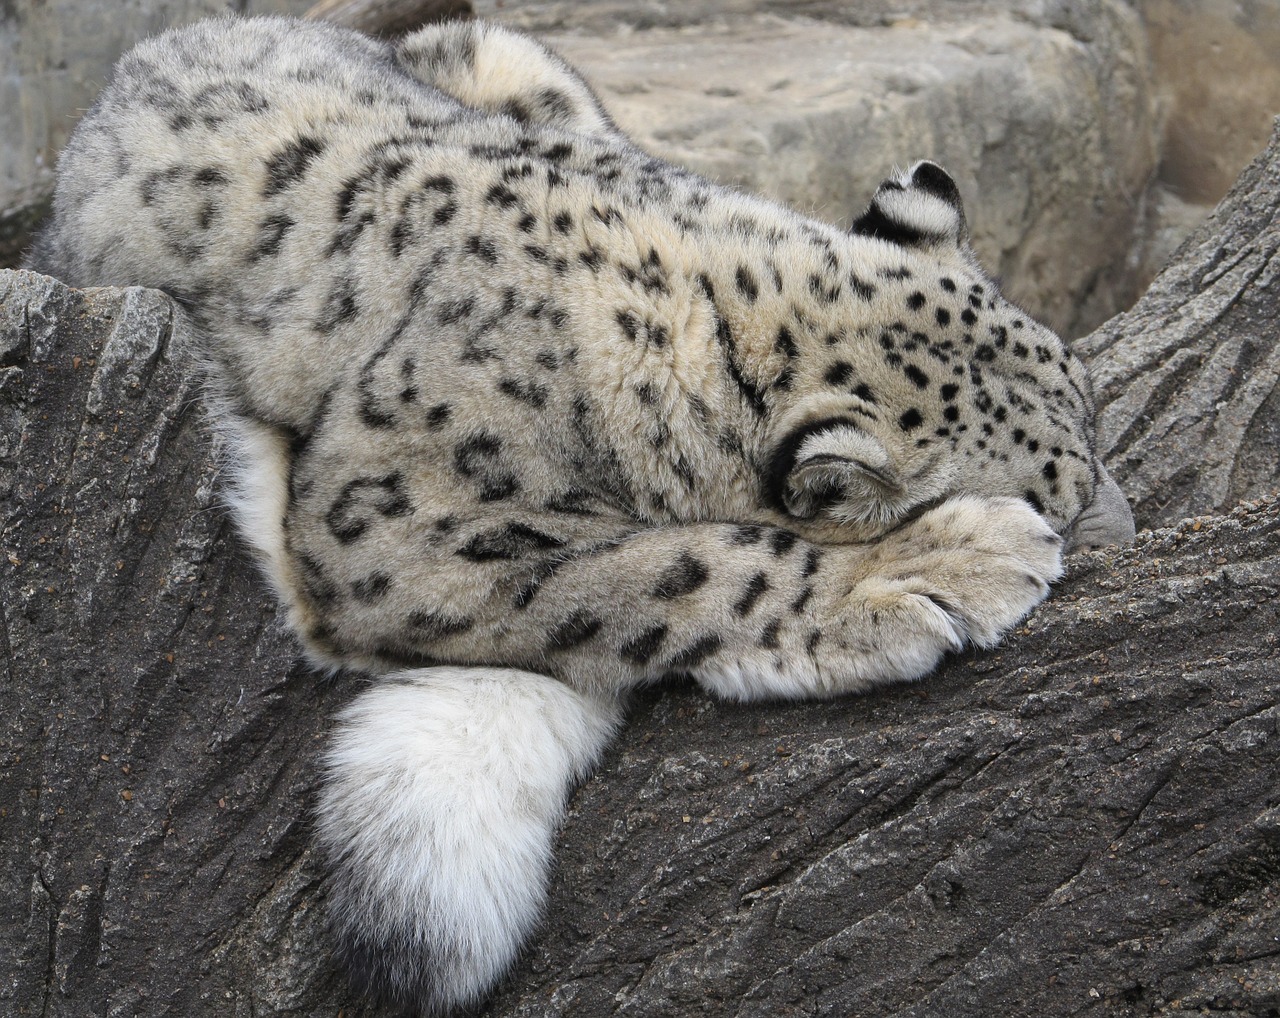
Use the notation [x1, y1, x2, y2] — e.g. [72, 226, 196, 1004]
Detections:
[0, 272, 349, 1015]
[303, 0, 473, 36]
[2, 22, 1279, 1018]
[519, 0, 1161, 338]
[486, 496, 1280, 1017]
[1139, 0, 1280, 205]
[1077, 120, 1280, 530]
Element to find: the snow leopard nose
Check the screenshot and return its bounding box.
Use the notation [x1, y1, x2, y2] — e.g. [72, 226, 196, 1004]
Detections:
[1065, 465, 1136, 552]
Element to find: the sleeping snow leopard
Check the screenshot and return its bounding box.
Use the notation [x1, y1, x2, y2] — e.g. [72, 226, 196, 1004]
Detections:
[29, 15, 1136, 1016]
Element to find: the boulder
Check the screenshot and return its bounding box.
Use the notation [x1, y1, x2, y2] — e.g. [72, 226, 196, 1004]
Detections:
[512, 0, 1162, 337]
[1, 34, 1278, 1018]
[1077, 121, 1280, 529]
[1139, 0, 1280, 205]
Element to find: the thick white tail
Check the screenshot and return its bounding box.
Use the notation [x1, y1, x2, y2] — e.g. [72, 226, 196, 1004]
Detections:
[315, 667, 623, 1015]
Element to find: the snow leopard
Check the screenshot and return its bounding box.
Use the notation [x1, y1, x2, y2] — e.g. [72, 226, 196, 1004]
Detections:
[27, 14, 1136, 1015]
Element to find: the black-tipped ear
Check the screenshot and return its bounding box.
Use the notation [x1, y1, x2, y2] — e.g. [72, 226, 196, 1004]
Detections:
[851, 160, 968, 248]
[764, 420, 902, 520]
[908, 161, 964, 210]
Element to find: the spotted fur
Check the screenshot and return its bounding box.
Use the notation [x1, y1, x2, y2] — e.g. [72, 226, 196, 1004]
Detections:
[29, 15, 1135, 1015]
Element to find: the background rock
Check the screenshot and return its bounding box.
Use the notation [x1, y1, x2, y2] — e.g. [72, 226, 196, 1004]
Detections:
[1138, 0, 1280, 205]
[7, 0, 1280, 338]
[490, 0, 1161, 338]
[1, 109, 1279, 1018]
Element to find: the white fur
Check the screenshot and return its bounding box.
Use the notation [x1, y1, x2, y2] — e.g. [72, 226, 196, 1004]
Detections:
[218, 414, 294, 593]
[876, 185, 963, 240]
[315, 667, 623, 1014]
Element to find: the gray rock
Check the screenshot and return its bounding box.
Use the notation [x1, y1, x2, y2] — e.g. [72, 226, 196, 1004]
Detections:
[1078, 120, 1280, 529]
[531, 1, 1162, 338]
[1, 34, 1279, 1018]
[1139, 0, 1280, 204]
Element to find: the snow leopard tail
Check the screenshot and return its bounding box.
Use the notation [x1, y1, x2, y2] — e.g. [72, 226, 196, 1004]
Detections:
[315, 666, 624, 1016]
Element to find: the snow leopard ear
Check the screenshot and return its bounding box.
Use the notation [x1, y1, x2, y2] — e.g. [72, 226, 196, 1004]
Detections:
[850, 160, 969, 248]
[765, 420, 905, 523]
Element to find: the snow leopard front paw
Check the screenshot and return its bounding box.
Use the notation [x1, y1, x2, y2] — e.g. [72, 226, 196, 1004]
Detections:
[864, 494, 1065, 644]
[829, 495, 1065, 684]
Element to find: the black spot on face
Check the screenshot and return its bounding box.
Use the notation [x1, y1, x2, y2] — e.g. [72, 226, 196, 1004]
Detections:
[735, 266, 759, 302]
[907, 292, 927, 311]
[904, 364, 929, 389]
[899, 408, 924, 431]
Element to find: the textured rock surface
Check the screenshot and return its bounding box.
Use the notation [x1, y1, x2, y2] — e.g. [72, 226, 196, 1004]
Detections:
[1078, 121, 1280, 530]
[2, 58, 1279, 1018]
[486, 497, 1280, 1018]
[0, 274, 350, 1015]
